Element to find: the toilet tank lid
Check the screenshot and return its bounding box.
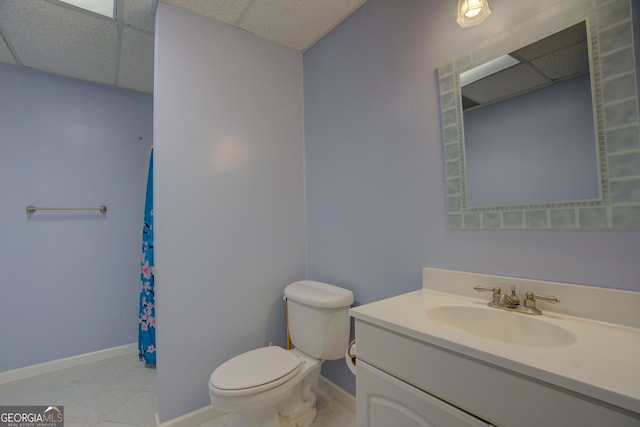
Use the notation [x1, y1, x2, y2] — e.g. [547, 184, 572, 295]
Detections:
[284, 281, 354, 308]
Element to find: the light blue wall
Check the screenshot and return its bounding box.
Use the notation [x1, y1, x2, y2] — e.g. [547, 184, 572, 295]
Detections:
[0, 62, 153, 371]
[304, 0, 640, 395]
[464, 75, 598, 207]
[154, 3, 306, 422]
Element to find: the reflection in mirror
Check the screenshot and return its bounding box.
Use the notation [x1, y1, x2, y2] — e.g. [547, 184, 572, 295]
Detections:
[462, 22, 600, 208]
[438, 0, 640, 230]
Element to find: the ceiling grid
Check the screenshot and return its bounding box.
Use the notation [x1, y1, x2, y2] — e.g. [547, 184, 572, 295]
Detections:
[0, 0, 367, 93]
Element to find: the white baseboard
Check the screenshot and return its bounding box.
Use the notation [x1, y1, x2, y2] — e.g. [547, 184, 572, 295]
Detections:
[157, 405, 222, 427]
[319, 375, 356, 413]
[157, 375, 355, 427]
[0, 343, 138, 385]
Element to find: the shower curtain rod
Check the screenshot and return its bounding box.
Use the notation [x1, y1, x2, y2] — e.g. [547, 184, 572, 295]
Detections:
[26, 205, 107, 213]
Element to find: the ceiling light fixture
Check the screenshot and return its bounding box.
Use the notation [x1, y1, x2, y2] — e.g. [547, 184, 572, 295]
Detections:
[57, 0, 115, 18]
[456, 0, 491, 28]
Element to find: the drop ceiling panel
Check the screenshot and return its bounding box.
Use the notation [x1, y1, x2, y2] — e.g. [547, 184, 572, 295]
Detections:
[0, 0, 117, 84]
[123, 0, 157, 33]
[462, 21, 590, 110]
[0, 0, 368, 93]
[463, 63, 550, 104]
[118, 26, 154, 92]
[531, 41, 589, 80]
[162, 0, 252, 25]
[512, 22, 586, 61]
[238, 0, 366, 51]
[0, 33, 17, 65]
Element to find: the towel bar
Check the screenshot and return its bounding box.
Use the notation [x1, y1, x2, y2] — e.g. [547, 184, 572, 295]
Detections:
[26, 205, 107, 213]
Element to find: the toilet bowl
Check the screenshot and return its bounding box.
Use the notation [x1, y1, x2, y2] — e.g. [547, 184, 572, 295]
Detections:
[209, 347, 321, 427]
[208, 281, 354, 427]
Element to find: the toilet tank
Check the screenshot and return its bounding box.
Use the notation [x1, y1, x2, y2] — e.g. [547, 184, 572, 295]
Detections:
[284, 281, 354, 360]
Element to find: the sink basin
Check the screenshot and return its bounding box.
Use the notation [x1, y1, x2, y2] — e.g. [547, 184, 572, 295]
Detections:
[426, 305, 576, 347]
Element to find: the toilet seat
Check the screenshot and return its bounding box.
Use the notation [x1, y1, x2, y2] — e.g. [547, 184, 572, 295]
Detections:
[209, 346, 302, 397]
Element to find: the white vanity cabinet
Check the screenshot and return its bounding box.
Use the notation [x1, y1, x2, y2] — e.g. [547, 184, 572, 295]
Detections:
[353, 319, 640, 427]
[357, 359, 491, 427]
[351, 268, 640, 427]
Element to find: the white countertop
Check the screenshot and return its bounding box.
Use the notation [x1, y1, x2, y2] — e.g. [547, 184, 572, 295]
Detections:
[351, 280, 640, 414]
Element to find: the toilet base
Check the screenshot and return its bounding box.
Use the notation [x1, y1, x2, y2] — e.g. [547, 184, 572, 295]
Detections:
[281, 407, 316, 427]
[219, 374, 319, 427]
[210, 350, 321, 427]
[278, 374, 318, 427]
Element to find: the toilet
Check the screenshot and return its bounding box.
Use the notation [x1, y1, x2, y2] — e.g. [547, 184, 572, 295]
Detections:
[208, 280, 354, 427]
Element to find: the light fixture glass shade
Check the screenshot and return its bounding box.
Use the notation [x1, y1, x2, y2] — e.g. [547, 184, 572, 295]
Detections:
[456, 0, 491, 28]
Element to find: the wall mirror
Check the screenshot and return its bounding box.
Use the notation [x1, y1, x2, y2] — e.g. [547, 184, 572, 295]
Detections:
[438, 0, 640, 230]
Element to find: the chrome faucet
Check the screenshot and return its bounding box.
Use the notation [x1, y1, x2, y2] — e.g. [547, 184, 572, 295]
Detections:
[473, 285, 559, 315]
[502, 285, 520, 308]
[473, 285, 520, 308]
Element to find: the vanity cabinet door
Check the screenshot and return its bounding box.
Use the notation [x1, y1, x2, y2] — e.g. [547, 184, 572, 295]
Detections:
[356, 360, 491, 427]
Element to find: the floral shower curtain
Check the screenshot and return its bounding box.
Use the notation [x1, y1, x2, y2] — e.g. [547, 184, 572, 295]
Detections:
[139, 149, 156, 365]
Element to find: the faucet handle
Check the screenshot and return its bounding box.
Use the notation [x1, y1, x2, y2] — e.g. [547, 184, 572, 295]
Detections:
[473, 286, 501, 307]
[521, 291, 560, 315]
[525, 291, 560, 304]
[473, 285, 501, 294]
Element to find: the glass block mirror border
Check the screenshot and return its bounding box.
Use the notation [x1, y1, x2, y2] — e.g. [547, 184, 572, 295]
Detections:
[438, 0, 640, 230]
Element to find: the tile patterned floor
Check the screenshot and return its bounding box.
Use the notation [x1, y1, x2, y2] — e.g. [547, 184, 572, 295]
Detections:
[0, 354, 355, 427]
[200, 387, 355, 427]
[0, 355, 157, 427]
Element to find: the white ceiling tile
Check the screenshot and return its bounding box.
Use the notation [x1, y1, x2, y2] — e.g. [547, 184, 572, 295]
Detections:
[531, 42, 589, 80]
[239, 0, 366, 51]
[161, 0, 252, 25]
[0, 0, 367, 93]
[0, 0, 117, 84]
[0, 32, 18, 65]
[123, 0, 156, 33]
[462, 64, 550, 104]
[118, 26, 154, 92]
